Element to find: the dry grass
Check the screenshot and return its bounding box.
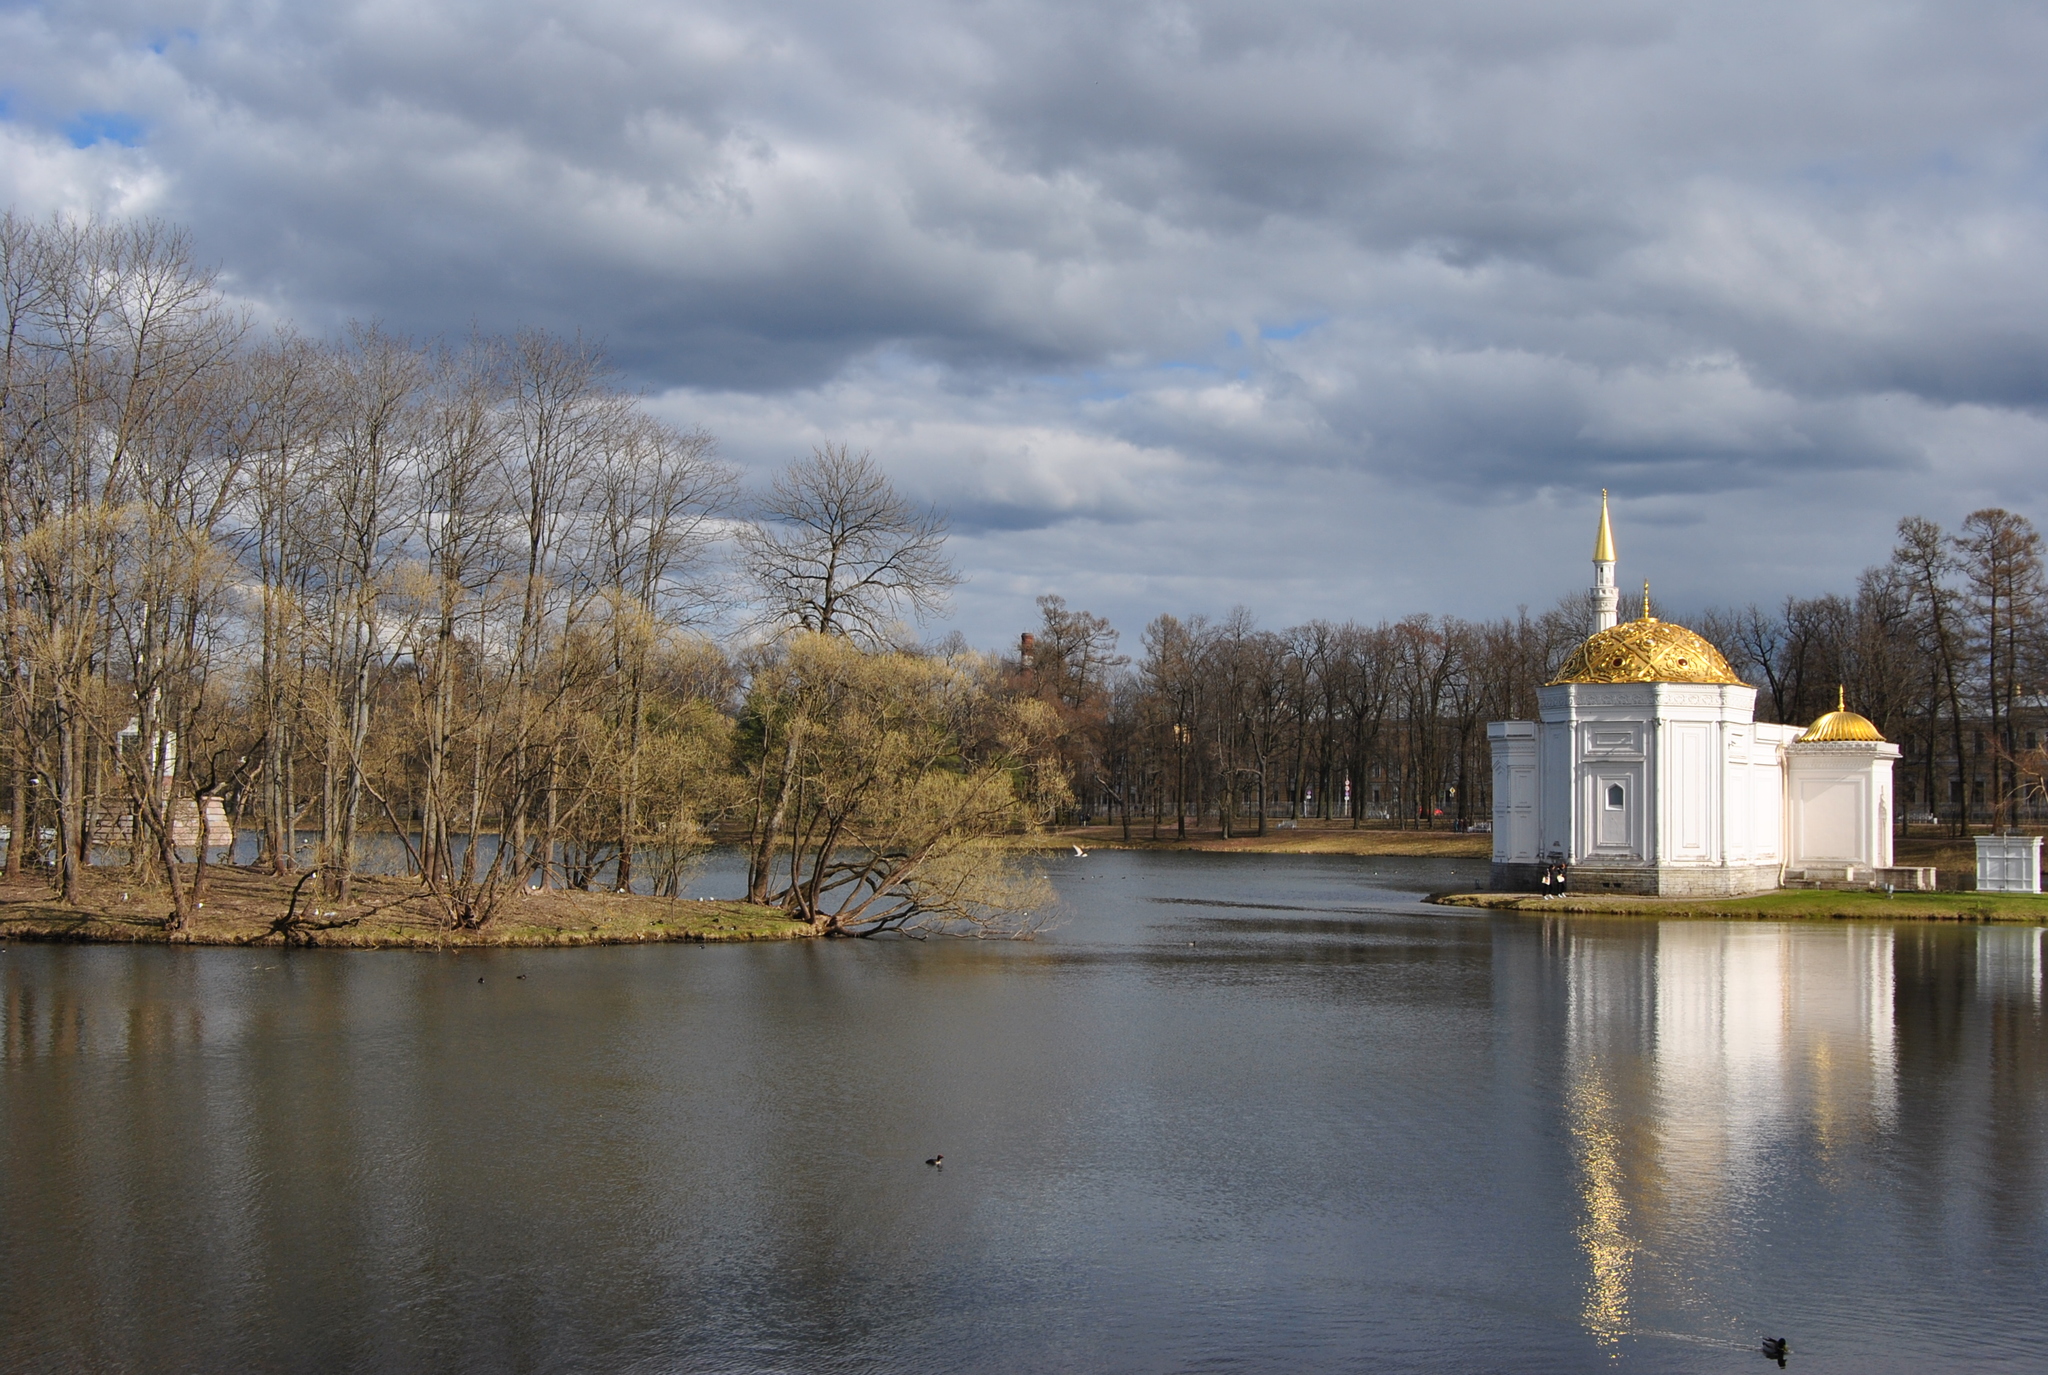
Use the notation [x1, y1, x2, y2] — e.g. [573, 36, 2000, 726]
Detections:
[0, 867, 807, 948]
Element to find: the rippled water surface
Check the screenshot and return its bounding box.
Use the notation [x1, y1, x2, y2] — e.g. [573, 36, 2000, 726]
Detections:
[4, 851, 2045, 1372]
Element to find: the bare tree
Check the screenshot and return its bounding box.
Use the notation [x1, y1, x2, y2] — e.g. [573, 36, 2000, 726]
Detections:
[241, 329, 336, 875]
[1893, 516, 1972, 831]
[497, 329, 620, 889]
[588, 415, 733, 890]
[1956, 508, 2046, 825]
[1017, 594, 1126, 824]
[740, 443, 958, 646]
[1141, 613, 1210, 839]
[738, 444, 958, 899]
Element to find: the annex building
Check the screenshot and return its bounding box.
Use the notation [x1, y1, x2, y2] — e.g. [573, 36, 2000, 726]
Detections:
[1488, 495, 1925, 896]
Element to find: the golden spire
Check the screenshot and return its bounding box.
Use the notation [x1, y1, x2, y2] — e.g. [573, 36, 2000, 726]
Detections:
[1837, 684, 1846, 712]
[1641, 580, 1653, 621]
[1593, 489, 1617, 564]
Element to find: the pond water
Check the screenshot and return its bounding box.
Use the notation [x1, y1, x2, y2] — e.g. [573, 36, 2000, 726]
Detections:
[3, 851, 2044, 1373]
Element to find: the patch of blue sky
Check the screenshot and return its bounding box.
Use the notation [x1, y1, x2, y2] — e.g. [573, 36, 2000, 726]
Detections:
[146, 28, 200, 56]
[1258, 317, 1324, 342]
[64, 111, 146, 148]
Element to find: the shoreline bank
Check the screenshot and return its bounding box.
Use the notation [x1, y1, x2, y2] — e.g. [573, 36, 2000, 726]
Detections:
[0, 871, 807, 949]
[1432, 889, 2048, 923]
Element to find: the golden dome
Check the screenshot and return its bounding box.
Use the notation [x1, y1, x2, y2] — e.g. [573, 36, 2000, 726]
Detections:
[1549, 615, 1745, 686]
[1799, 687, 1886, 742]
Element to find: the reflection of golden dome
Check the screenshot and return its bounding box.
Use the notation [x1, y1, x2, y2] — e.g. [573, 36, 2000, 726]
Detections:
[1550, 616, 1746, 686]
[1799, 687, 1886, 742]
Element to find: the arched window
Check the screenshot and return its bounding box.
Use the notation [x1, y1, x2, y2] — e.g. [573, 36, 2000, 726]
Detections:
[1606, 783, 1625, 809]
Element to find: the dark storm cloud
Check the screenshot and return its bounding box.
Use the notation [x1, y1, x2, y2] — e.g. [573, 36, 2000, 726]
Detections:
[4, 0, 2047, 637]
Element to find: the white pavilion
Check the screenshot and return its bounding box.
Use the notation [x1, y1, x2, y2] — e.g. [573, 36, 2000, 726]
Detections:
[1487, 494, 1922, 895]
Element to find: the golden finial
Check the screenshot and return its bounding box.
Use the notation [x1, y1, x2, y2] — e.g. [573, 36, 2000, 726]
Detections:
[1593, 489, 1617, 564]
[1797, 683, 1886, 741]
[1641, 580, 1653, 620]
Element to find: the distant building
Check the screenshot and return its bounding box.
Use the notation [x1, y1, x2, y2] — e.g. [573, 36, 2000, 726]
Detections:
[1487, 494, 1925, 894]
[87, 724, 231, 854]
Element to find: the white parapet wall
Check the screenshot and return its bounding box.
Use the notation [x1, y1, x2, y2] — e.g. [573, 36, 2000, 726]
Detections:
[1489, 721, 1539, 863]
[1783, 738, 1898, 880]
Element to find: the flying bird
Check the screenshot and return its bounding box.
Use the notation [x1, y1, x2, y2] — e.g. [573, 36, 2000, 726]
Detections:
[1071, 844, 1089, 857]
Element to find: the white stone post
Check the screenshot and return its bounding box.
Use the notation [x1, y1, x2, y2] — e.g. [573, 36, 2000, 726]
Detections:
[1974, 834, 2042, 893]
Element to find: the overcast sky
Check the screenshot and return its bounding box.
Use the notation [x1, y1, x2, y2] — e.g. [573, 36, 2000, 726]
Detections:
[5, 0, 2046, 647]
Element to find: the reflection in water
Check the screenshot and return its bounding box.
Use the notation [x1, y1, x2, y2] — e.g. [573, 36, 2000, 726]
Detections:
[1978, 926, 2044, 1007]
[1566, 1065, 1637, 1344]
[1557, 920, 2048, 1359]
[4, 855, 2046, 1372]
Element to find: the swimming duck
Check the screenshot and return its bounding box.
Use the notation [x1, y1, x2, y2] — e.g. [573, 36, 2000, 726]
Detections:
[1760, 1336, 1788, 1366]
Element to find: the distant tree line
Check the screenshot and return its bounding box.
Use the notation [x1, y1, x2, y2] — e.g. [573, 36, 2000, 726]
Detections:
[1703, 510, 2048, 832]
[1019, 509, 2048, 841]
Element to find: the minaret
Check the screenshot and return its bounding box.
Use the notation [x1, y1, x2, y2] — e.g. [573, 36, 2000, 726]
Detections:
[1591, 489, 1618, 631]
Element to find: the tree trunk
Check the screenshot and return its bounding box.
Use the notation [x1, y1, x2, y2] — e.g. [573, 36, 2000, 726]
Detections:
[5, 734, 24, 881]
[748, 723, 800, 905]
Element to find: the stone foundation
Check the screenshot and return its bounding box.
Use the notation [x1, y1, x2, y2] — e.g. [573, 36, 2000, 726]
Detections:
[1490, 861, 1554, 892]
[1560, 864, 1783, 898]
[1875, 865, 1937, 892]
[1782, 864, 1939, 892]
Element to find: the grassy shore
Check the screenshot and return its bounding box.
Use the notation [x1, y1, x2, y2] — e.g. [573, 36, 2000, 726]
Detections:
[0, 869, 807, 948]
[1434, 888, 2048, 923]
[1019, 819, 1492, 858]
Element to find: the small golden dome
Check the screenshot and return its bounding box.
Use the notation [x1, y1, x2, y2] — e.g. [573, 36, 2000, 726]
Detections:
[1799, 687, 1886, 742]
[1550, 615, 1745, 686]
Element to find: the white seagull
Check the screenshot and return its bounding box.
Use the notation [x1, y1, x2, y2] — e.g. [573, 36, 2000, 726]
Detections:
[1071, 844, 1089, 857]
